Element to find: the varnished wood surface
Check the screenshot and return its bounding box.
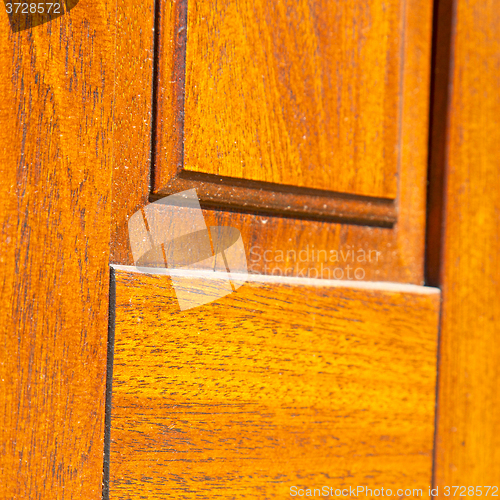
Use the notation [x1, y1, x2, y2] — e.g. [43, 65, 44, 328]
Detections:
[152, 0, 433, 229]
[113, 0, 433, 286]
[432, 0, 500, 489]
[115, 201, 427, 284]
[151, 0, 187, 194]
[151, 174, 398, 226]
[110, 0, 156, 263]
[183, 0, 401, 198]
[108, 268, 440, 499]
[0, 2, 115, 498]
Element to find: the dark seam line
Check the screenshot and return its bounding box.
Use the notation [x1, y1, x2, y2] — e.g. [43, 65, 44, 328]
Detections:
[102, 267, 117, 500]
[149, 0, 163, 192]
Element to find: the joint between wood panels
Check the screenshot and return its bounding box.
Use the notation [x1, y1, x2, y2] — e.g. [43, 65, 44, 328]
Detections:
[151, 0, 188, 192]
[102, 267, 117, 500]
[425, 0, 457, 288]
[426, 0, 457, 487]
[149, 0, 162, 192]
[426, 0, 458, 485]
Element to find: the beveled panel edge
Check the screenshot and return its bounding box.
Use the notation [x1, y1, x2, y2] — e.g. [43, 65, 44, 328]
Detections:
[152, 173, 397, 227]
[151, 0, 398, 228]
[111, 265, 440, 295]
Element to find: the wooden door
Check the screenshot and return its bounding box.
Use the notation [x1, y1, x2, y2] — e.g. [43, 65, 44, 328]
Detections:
[0, 0, 499, 499]
[106, 0, 441, 496]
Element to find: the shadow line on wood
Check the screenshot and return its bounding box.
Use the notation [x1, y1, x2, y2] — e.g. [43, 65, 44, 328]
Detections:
[152, 170, 397, 227]
[102, 268, 117, 500]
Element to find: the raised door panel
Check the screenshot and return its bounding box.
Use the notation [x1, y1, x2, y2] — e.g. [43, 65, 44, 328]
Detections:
[152, 0, 432, 225]
[183, 0, 401, 198]
[112, 0, 433, 286]
[106, 268, 440, 499]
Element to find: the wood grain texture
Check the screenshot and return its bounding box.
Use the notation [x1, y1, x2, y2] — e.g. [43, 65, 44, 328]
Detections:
[151, 0, 433, 225]
[115, 0, 432, 284]
[0, 0, 140, 497]
[108, 268, 440, 499]
[183, 0, 400, 198]
[110, 0, 156, 263]
[432, 0, 500, 488]
[152, 0, 186, 190]
[151, 175, 398, 227]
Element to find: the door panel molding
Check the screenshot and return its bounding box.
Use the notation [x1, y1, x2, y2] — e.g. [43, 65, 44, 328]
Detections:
[105, 267, 440, 498]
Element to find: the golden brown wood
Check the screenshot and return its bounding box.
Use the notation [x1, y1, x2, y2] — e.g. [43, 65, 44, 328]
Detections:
[114, 0, 433, 284]
[0, 0, 157, 495]
[0, 3, 116, 498]
[110, 0, 156, 263]
[108, 268, 440, 498]
[432, 0, 500, 488]
[182, 0, 400, 198]
[151, 178, 397, 227]
[151, 0, 433, 227]
[152, 0, 187, 193]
